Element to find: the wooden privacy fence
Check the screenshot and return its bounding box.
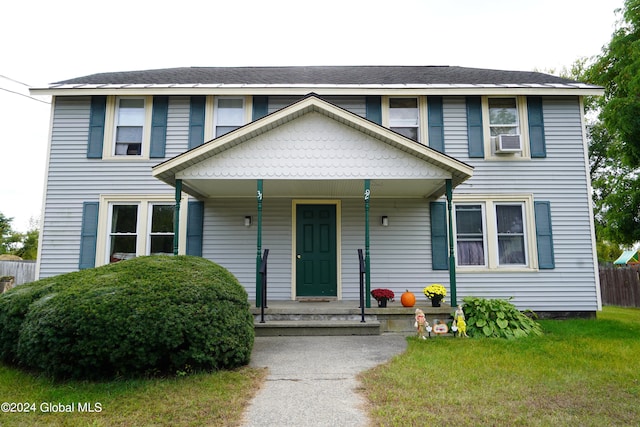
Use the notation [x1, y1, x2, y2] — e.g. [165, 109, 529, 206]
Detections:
[599, 267, 640, 308]
[0, 260, 36, 286]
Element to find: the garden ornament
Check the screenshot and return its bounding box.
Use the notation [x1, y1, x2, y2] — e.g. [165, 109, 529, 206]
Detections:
[414, 308, 429, 339]
[453, 304, 468, 337]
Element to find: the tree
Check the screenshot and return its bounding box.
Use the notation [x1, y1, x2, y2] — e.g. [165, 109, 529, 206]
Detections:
[586, 0, 640, 168]
[14, 220, 39, 260]
[581, 0, 640, 247]
[0, 213, 39, 259]
[0, 213, 21, 255]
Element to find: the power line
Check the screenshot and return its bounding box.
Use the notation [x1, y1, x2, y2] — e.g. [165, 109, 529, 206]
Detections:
[0, 87, 50, 104]
[0, 74, 31, 87]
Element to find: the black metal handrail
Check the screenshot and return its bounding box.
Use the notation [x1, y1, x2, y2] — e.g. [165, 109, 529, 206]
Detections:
[358, 249, 366, 323]
[259, 249, 269, 324]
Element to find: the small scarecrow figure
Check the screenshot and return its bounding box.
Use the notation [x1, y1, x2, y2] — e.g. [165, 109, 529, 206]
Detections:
[453, 304, 468, 337]
[414, 308, 429, 339]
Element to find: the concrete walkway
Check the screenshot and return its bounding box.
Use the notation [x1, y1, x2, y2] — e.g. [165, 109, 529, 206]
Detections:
[242, 334, 408, 427]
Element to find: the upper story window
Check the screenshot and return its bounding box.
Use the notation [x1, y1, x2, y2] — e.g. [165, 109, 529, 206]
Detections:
[114, 98, 145, 156]
[215, 97, 245, 137]
[482, 96, 530, 158]
[389, 98, 419, 141]
[489, 97, 520, 138]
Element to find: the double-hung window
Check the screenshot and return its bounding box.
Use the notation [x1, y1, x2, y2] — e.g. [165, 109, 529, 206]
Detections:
[114, 98, 145, 155]
[455, 205, 486, 266]
[148, 204, 175, 255]
[495, 204, 526, 265]
[389, 98, 419, 141]
[488, 97, 519, 138]
[106, 201, 174, 263]
[454, 197, 533, 269]
[109, 204, 139, 262]
[215, 97, 245, 137]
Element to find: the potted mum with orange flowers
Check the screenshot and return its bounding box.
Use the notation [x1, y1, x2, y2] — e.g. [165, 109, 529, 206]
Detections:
[371, 288, 395, 307]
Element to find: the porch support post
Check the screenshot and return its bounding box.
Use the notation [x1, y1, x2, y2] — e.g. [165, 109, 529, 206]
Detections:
[255, 179, 264, 308]
[446, 179, 457, 306]
[364, 179, 371, 308]
[173, 179, 182, 256]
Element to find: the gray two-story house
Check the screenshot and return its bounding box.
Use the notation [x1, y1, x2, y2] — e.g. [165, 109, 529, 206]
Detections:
[31, 66, 603, 317]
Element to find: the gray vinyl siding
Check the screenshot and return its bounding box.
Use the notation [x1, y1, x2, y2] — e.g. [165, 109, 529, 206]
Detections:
[38, 92, 598, 314]
[442, 95, 598, 312]
[267, 96, 366, 117]
[201, 197, 442, 301]
[38, 96, 188, 278]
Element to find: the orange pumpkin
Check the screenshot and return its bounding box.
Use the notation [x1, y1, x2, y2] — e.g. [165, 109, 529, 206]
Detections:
[400, 290, 416, 307]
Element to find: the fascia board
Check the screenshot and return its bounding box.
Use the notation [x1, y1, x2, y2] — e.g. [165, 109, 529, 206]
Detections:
[31, 85, 604, 97]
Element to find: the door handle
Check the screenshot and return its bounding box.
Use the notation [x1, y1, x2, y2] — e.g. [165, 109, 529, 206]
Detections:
[297, 254, 301, 259]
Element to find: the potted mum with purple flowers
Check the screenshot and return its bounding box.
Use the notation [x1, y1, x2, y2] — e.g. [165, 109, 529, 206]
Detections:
[371, 288, 395, 307]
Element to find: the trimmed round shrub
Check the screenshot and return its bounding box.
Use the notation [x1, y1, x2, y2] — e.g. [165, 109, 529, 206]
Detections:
[0, 256, 254, 380]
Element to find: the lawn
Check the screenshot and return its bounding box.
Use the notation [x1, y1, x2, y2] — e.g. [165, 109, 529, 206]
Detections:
[0, 366, 266, 426]
[1, 307, 638, 426]
[359, 306, 640, 426]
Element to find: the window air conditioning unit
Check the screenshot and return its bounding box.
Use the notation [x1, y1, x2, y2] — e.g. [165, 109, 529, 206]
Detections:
[494, 134, 522, 153]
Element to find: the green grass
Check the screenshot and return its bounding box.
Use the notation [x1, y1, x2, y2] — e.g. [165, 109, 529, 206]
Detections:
[359, 306, 640, 427]
[0, 366, 266, 426]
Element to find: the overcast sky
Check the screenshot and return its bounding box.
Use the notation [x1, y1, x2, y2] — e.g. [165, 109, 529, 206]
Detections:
[0, 0, 624, 232]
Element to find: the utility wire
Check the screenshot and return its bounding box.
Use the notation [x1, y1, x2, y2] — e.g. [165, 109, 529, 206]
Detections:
[0, 73, 51, 104]
[0, 74, 31, 87]
[0, 87, 50, 104]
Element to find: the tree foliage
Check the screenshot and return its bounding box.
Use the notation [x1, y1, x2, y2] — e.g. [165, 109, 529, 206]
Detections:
[578, 0, 640, 248]
[586, 0, 640, 168]
[0, 213, 22, 255]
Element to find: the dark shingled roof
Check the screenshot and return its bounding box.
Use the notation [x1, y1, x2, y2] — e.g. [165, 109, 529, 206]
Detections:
[54, 66, 579, 85]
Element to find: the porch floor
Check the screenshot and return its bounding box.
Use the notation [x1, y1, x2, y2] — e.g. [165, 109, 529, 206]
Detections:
[250, 299, 455, 336]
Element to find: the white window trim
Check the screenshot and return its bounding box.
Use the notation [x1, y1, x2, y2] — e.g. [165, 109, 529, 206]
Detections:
[452, 194, 538, 271]
[381, 96, 428, 144]
[212, 96, 251, 139]
[103, 95, 153, 160]
[95, 194, 188, 267]
[482, 96, 531, 160]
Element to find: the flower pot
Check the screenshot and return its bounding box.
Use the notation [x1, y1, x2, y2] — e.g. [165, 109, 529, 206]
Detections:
[431, 298, 442, 307]
[377, 298, 388, 308]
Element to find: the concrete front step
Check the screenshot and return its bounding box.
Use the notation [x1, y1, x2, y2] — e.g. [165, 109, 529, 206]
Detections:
[250, 301, 455, 335]
[254, 320, 381, 336]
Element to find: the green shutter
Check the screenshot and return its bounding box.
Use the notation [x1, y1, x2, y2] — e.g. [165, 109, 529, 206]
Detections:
[188, 96, 206, 149]
[430, 201, 449, 270]
[466, 96, 484, 158]
[365, 96, 382, 125]
[87, 96, 106, 158]
[252, 96, 269, 121]
[186, 201, 204, 257]
[534, 201, 555, 269]
[528, 96, 546, 158]
[150, 96, 169, 158]
[428, 96, 445, 152]
[78, 202, 99, 269]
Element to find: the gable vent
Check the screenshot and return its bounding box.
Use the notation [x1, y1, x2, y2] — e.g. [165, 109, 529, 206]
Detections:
[494, 134, 522, 153]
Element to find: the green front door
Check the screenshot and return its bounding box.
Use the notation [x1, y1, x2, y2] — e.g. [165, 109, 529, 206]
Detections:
[296, 204, 337, 297]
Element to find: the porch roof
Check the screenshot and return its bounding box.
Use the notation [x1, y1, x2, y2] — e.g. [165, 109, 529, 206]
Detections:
[152, 94, 473, 199]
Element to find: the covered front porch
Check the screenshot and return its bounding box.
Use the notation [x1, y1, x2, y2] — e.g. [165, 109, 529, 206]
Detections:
[152, 95, 473, 309]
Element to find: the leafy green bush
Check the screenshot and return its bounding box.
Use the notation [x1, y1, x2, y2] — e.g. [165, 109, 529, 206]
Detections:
[462, 296, 543, 339]
[0, 256, 254, 380]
